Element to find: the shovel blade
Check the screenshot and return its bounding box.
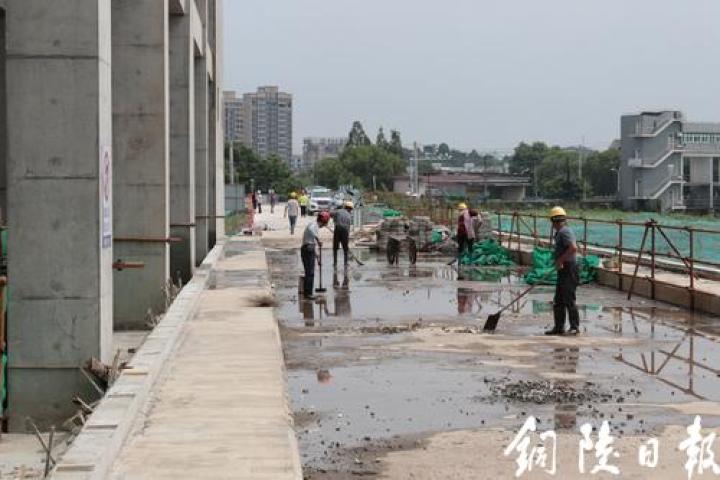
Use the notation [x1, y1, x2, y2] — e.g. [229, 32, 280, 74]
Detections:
[483, 312, 501, 332]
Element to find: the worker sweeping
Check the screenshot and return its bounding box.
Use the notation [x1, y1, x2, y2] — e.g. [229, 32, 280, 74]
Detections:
[301, 211, 330, 300]
[545, 206, 580, 336]
[332, 201, 353, 268]
[285, 192, 300, 235]
[456, 202, 476, 259]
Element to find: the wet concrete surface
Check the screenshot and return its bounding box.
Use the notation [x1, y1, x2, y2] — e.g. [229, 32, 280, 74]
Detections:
[268, 248, 720, 478]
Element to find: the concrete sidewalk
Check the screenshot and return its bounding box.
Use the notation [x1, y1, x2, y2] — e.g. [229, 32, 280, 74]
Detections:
[51, 231, 302, 480]
[107, 237, 302, 479]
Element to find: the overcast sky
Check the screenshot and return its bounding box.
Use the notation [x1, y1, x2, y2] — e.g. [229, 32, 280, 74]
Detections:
[223, 0, 720, 155]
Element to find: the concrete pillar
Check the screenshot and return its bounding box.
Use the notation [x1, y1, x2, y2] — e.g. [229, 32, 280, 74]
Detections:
[112, 0, 170, 329]
[0, 7, 6, 224]
[169, 11, 195, 284]
[5, 0, 113, 430]
[208, 0, 225, 247]
[194, 57, 209, 264]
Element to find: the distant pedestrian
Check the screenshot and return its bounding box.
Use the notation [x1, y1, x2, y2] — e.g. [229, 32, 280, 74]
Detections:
[285, 192, 300, 235]
[331, 201, 353, 268]
[251, 191, 257, 212]
[299, 192, 309, 217]
[456, 202, 476, 259]
[301, 211, 331, 300]
[270, 189, 277, 214]
[256, 189, 263, 214]
[546, 206, 580, 336]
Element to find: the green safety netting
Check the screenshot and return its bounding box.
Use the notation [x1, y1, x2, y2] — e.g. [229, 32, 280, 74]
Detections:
[524, 247, 600, 285]
[382, 209, 402, 218]
[430, 228, 444, 244]
[459, 239, 515, 266]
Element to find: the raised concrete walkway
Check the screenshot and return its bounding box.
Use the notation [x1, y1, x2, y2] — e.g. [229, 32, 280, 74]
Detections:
[52, 209, 303, 479]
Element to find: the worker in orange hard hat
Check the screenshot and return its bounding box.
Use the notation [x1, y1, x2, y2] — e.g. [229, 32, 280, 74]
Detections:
[546, 206, 580, 336]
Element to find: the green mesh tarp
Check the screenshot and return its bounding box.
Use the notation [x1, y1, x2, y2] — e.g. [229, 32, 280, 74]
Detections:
[524, 247, 599, 285]
[459, 239, 515, 266]
[382, 209, 402, 218]
[431, 229, 443, 244]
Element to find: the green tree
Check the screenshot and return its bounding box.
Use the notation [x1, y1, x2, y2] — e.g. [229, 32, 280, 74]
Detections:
[584, 148, 620, 196]
[389, 130, 403, 158]
[438, 143, 450, 157]
[227, 144, 301, 194]
[313, 145, 405, 191]
[376, 127, 388, 149]
[509, 142, 550, 197]
[346, 121, 371, 147]
[535, 148, 590, 200]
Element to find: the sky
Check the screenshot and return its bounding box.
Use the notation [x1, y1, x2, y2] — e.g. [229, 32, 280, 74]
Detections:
[223, 0, 720, 155]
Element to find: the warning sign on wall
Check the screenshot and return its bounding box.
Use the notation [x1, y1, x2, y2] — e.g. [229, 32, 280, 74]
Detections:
[101, 146, 112, 249]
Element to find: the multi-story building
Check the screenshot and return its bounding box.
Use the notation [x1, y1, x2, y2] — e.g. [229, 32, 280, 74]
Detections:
[620, 111, 720, 212]
[223, 91, 244, 143]
[302, 137, 347, 171]
[236, 86, 293, 164]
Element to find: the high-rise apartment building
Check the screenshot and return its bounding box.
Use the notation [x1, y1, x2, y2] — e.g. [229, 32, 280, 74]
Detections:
[224, 86, 292, 164]
[223, 91, 244, 143]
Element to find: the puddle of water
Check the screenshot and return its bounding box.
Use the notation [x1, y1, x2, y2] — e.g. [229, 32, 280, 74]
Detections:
[269, 248, 720, 475]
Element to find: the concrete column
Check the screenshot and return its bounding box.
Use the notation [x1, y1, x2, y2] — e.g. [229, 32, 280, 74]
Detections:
[208, 0, 225, 247]
[5, 0, 113, 430]
[0, 7, 6, 224]
[169, 12, 195, 284]
[194, 57, 209, 264]
[112, 0, 170, 329]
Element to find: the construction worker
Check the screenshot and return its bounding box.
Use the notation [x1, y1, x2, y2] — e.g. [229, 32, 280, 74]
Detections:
[546, 206, 580, 336]
[301, 211, 331, 300]
[285, 192, 300, 235]
[299, 191, 309, 217]
[456, 202, 476, 259]
[332, 201, 353, 268]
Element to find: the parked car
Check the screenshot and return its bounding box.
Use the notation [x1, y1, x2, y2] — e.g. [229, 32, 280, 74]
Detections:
[309, 187, 333, 213]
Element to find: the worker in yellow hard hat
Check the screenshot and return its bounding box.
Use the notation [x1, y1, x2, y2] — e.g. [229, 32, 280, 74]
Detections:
[332, 200, 354, 268]
[455, 202, 476, 261]
[546, 206, 580, 336]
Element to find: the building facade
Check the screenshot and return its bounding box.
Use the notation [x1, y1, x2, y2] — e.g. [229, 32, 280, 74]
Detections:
[302, 137, 347, 172]
[223, 90, 244, 143]
[0, 0, 225, 430]
[231, 86, 292, 164]
[619, 111, 720, 212]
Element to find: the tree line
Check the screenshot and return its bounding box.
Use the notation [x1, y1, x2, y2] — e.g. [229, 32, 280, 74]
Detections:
[313, 121, 406, 190]
[508, 141, 620, 200]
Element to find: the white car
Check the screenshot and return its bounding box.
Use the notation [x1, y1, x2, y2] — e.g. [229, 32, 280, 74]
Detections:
[309, 188, 333, 213]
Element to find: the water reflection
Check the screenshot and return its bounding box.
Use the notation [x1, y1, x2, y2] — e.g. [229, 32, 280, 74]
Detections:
[552, 347, 580, 430]
[605, 307, 720, 401]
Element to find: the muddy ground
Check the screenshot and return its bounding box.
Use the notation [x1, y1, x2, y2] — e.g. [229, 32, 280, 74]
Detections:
[267, 247, 720, 479]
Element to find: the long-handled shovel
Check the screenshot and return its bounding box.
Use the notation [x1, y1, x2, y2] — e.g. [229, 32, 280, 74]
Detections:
[483, 269, 556, 332]
[315, 244, 327, 293]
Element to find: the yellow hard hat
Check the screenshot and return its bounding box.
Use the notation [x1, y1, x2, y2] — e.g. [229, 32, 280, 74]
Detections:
[457, 202, 468, 210]
[344, 200, 354, 209]
[290, 192, 297, 198]
[549, 206, 567, 220]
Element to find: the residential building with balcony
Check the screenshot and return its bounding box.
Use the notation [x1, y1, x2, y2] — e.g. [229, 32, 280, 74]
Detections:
[619, 111, 720, 212]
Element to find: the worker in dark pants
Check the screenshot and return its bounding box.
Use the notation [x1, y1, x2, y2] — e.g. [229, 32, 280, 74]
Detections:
[546, 206, 580, 336]
[332, 201, 353, 268]
[301, 211, 330, 300]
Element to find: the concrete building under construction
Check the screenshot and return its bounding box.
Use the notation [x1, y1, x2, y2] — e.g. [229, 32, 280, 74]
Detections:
[0, 0, 225, 430]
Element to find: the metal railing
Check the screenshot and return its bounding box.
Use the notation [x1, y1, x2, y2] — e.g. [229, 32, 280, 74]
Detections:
[495, 211, 720, 310]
